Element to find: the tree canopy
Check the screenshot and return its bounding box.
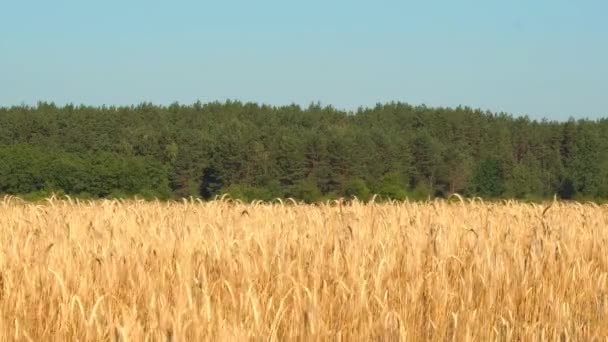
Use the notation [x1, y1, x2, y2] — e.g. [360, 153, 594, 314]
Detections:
[1, 101, 606, 202]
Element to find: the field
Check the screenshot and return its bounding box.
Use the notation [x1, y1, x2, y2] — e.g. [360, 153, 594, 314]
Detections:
[0, 197, 607, 341]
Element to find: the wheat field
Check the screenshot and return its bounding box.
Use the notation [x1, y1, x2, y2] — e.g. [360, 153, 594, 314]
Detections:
[0, 196, 607, 341]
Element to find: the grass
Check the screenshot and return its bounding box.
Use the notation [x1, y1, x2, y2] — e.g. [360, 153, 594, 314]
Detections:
[0, 196, 606, 340]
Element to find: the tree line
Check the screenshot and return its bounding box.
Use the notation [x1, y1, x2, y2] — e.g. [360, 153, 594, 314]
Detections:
[0, 101, 606, 202]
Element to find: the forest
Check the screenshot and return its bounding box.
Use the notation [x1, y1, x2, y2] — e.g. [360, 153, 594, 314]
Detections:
[0, 101, 606, 202]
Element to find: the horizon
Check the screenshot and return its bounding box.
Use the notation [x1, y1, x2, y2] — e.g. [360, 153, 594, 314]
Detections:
[1, 1, 607, 121]
[1, 99, 601, 123]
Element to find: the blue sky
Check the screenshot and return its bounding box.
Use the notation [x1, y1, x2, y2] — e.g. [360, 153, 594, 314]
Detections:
[1, 0, 606, 120]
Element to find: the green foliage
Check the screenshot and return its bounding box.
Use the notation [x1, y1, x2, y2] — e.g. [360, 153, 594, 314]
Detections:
[471, 159, 505, 198]
[505, 153, 543, 199]
[290, 179, 322, 203]
[410, 182, 433, 201]
[0, 145, 45, 194]
[0, 145, 170, 199]
[223, 184, 279, 202]
[375, 172, 409, 201]
[343, 178, 371, 201]
[0, 101, 606, 202]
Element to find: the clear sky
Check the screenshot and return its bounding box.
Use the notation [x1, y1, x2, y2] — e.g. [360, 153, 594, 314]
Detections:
[1, 0, 606, 120]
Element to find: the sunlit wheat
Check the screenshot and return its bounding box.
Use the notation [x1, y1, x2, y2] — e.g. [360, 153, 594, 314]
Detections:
[0, 197, 606, 340]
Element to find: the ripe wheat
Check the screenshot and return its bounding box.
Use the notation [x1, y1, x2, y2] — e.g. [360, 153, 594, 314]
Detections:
[0, 196, 606, 340]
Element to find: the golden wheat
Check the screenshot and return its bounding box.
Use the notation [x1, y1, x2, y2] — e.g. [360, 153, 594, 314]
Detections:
[0, 196, 606, 340]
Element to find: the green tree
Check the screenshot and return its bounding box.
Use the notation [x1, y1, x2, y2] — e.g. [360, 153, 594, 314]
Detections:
[290, 179, 322, 203]
[471, 159, 505, 198]
[375, 172, 409, 200]
[343, 178, 371, 201]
